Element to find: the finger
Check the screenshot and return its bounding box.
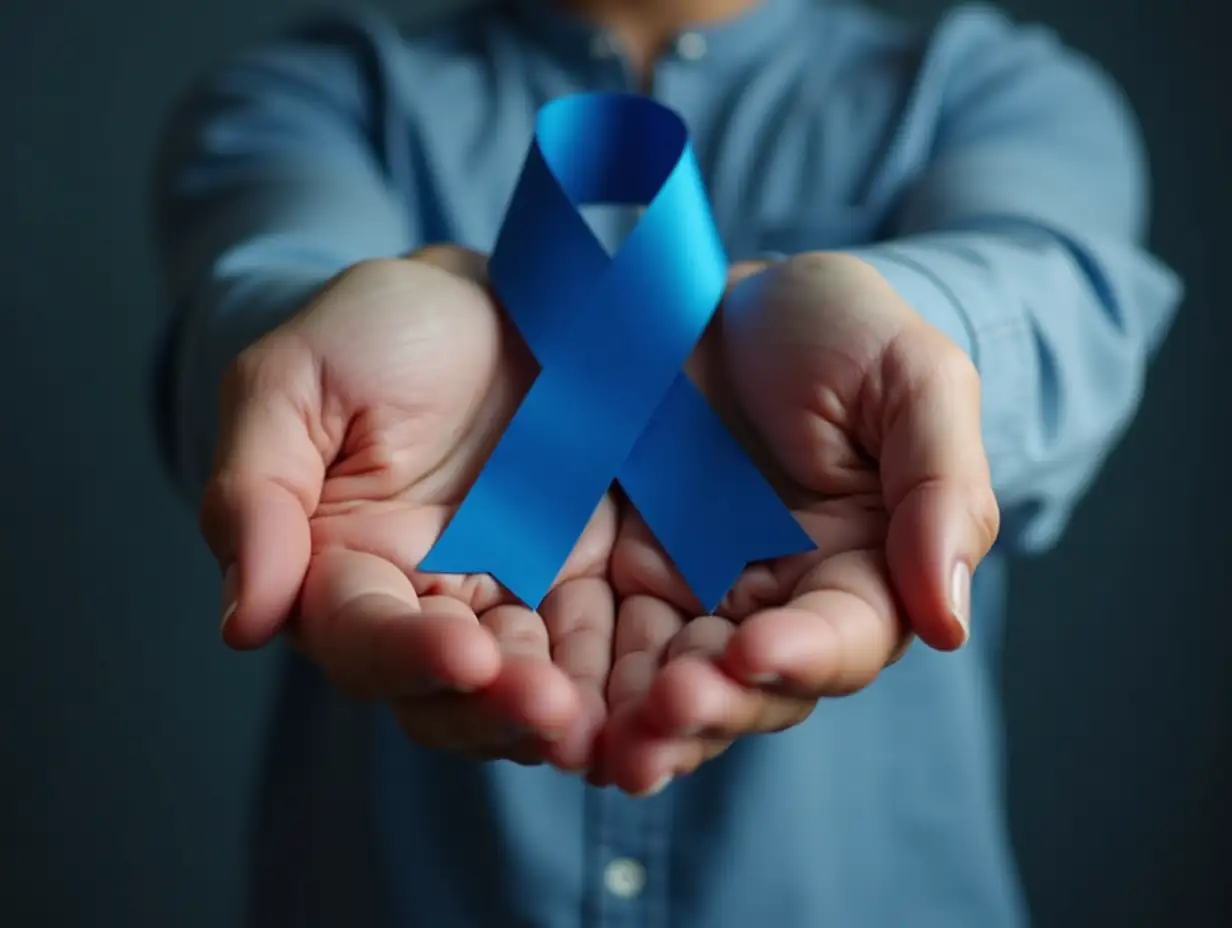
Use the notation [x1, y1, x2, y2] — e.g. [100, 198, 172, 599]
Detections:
[540, 577, 616, 771]
[479, 604, 579, 739]
[313, 501, 513, 613]
[878, 328, 1001, 649]
[610, 510, 703, 614]
[591, 595, 684, 788]
[604, 646, 740, 794]
[201, 340, 325, 649]
[607, 595, 686, 709]
[645, 616, 758, 733]
[649, 656, 813, 740]
[298, 547, 502, 700]
[715, 494, 886, 620]
[722, 549, 906, 698]
[397, 599, 591, 764]
[602, 723, 726, 798]
[646, 618, 814, 739]
[390, 602, 567, 756]
[545, 578, 616, 693]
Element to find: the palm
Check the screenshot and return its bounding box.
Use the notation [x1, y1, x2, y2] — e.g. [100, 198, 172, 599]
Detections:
[609, 355, 890, 623]
[299, 251, 614, 603]
[271, 252, 617, 768]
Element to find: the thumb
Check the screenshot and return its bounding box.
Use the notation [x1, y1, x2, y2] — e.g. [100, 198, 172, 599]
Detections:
[879, 327, 1001, 651]
[199, 336, 326, 650]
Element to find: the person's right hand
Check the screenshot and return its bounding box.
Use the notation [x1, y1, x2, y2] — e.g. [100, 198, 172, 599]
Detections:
[200, 246, 617, 770]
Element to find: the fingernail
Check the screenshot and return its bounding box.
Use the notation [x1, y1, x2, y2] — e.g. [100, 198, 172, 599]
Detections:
[747, 673, 781, 687]
[220, 564, 238, 633]
[632, 774, 673, 799]
[950, 561, 971, 643]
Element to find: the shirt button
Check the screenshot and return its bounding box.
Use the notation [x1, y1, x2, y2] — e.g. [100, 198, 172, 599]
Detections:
[603, 857, 647, 899]
[675, 31, 708, 61]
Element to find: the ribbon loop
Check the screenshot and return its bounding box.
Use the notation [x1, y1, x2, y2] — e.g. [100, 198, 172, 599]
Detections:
[420, 93, 813, 610]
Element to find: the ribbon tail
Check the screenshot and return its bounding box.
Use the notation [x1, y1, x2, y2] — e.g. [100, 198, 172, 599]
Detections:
[618, 373, 816, 613]
[421, 350, 645, 611]
[418, 367, 619, 609]
[417, 509, 563, 612]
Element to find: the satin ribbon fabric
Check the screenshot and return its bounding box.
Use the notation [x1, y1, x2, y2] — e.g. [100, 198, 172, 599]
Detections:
[420, 92, 813, 611]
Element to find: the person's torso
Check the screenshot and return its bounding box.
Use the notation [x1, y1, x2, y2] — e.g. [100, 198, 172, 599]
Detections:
[246, 3, 1030, 926]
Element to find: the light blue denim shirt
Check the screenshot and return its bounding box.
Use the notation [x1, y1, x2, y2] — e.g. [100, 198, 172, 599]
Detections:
[152, 1, 1181, 925]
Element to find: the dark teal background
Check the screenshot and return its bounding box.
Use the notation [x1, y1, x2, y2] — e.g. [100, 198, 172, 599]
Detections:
[1, 1, 1227, 925]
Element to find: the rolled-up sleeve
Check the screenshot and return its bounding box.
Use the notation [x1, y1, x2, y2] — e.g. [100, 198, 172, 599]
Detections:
[850, 6, 1182, 551]
[151, 21, 417, 501]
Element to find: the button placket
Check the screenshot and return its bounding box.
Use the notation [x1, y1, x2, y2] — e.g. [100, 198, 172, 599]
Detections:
[587, 787, 674, 928]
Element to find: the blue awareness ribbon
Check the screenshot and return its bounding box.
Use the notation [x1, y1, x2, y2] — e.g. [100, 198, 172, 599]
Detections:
[419, 92, 814, 612]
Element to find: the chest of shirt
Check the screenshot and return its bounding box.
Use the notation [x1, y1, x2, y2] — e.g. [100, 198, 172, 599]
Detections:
[383, 22, 942, 263]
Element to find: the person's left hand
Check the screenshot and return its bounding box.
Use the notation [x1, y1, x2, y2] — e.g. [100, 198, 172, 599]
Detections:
[596, 253, 1001, 795]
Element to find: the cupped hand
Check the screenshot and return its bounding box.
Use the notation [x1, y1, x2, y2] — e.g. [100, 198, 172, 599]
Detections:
[598, 254, 1001, 794]
[200, 246, 616, 770]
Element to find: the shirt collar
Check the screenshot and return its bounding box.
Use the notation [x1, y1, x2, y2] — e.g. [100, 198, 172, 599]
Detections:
[506, 0, 809, 69]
